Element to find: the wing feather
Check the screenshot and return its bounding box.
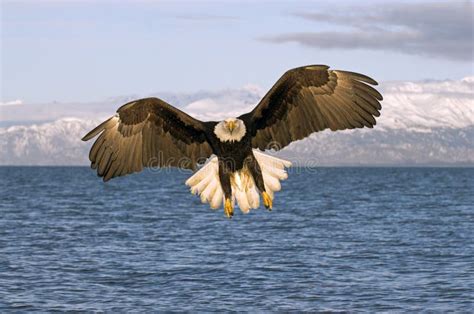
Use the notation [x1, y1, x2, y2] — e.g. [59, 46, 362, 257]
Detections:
[82, 97, 213, 181]
[239, 65, 382, 150]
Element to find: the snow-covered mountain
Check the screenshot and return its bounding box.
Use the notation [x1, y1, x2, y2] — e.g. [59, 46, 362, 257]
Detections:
[0, 118, 99, 165]
[1, 77, 473, 166]
[377, 76, 474, 130]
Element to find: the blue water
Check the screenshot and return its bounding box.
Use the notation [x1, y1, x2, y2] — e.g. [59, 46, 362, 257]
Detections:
[0, 167, 473, 311]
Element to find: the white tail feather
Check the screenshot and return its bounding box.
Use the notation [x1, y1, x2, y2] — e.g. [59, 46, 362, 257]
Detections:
[185, 149, 292, 213]
[210, 187, 223, 209]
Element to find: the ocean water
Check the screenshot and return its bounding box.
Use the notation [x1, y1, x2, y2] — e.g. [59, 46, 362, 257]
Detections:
[0, 167, 473, 311]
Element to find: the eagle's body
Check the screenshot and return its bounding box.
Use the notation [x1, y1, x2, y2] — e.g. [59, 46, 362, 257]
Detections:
[82, 65, 383, 218]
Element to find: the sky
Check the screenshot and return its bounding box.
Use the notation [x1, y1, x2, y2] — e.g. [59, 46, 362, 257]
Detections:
[1, 0, 473, 103]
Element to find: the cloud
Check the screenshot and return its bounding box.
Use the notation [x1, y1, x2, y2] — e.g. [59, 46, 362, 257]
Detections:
[0, 100, 23, 106]
[2, 77, 474, 130]
[183, 86, 262, 121]
[0, 86, 263, 124]
[261, 1, 474, 61]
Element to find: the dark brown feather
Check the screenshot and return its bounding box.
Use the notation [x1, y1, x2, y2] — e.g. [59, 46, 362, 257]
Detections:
[82, 97, 212, 181]
[239, 65, 382, 150]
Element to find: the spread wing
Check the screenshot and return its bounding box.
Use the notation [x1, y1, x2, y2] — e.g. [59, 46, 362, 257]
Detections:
[82, 97, 213, 181]
[239, 65, 383, 151]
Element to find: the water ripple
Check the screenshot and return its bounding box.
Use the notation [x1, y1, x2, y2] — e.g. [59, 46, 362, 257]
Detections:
[0, 167, 473, 311]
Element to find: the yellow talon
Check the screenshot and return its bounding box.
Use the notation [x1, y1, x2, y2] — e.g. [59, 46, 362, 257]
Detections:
[224, 198, 234, 219]
[262, 191, 272, 210]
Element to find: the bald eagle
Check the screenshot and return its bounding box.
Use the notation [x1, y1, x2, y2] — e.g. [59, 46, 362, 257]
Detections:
[82, 65, 382, 218]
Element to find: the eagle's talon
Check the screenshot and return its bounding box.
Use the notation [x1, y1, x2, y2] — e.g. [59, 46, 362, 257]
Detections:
[224, 198, 234, 219]
[262, 191, 272, 210]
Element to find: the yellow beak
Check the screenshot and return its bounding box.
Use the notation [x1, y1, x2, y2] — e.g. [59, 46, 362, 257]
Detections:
[227, 121, 236, 133]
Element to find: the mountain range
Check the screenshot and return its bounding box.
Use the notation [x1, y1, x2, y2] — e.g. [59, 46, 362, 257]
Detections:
[1, 77, 473, 166]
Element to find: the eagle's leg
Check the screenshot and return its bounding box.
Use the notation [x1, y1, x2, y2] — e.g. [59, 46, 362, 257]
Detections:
[218, 164, 234, 218]
[262, 192, 272, 210]
[246, 154, 272, 210]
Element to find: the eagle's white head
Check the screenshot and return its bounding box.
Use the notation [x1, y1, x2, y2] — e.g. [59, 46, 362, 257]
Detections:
[214, 118, 246, 143]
